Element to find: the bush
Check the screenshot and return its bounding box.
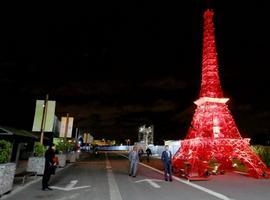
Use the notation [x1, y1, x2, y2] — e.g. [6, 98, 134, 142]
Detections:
[232, 158, 247, 172]
[0, 140, 12, 164]
[251, 145, 270, 167]
[56, 138, 73, 154]
[34, 142, 45, 157]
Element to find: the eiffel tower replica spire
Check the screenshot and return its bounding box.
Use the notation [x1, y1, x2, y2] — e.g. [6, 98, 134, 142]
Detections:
[172, 9, 268, 179]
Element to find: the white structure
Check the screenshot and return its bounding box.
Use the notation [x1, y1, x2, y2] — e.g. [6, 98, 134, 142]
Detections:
[164, 140, 181, 156]
[138, 125, 154, 146]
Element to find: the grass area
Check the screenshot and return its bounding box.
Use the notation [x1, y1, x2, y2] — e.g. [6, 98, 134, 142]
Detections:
[231, 158, 248, 173]
[251, 145, 270, 167]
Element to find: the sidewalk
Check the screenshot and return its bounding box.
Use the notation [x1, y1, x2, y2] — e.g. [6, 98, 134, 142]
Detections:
[1, 152, 94, 199]
[2, 163, 75, 199]
[6, 152, 92, 197]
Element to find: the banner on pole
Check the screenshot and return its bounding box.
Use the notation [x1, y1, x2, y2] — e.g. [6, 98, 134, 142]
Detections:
[53, 116, 61, 135]
[32, 100, 56, 132]
[59, 117, 74, 138]
[83, 133, 93, 144]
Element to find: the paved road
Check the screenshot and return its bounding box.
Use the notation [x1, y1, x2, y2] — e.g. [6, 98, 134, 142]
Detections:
[3, 152, 270, 200]
[196, 171, 270, 200]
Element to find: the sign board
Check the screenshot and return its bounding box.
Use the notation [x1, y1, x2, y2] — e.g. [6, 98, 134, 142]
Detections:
[83, 133, 93, 144]
[32, 100, 56, 132]
[59, 117, 74, 138]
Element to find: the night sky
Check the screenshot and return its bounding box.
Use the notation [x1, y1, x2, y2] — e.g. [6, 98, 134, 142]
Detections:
[0, 1, 269, 144]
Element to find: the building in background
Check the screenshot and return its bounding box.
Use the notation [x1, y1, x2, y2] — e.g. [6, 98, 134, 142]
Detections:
[83, 133, 94, 145]
[93, 139, 115, 146]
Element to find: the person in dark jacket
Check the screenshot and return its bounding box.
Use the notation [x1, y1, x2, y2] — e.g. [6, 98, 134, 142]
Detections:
[138, 148, 144, 162]
[146, 147, 152, 162]
[161, 145, 173, 181]
[42, 144, 56, 190]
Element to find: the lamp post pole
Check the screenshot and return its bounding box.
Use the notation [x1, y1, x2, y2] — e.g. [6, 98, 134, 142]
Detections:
[64, 113, 69, 138]
[40, 94, 49, 144]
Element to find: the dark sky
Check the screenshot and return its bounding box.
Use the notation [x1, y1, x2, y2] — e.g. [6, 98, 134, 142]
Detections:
[0, 1, 269, 144]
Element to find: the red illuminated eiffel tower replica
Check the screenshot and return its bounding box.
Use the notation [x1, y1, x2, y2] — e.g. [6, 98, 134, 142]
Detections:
[172, 9, 269, 179]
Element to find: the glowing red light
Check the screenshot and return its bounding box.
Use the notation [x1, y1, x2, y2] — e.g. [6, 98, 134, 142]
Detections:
[172, 9, 268, 179]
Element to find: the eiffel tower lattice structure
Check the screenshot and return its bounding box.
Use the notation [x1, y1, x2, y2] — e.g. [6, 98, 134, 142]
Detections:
[172, 9, 269, 179]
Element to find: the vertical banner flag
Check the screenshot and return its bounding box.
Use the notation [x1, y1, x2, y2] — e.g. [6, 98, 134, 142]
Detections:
[59, 117, 67, 137]
[32, 100, 56, 132]
[83, 133, 87, 143]
[60, 117, 74, 138]
[86, 133, 91, 143]
[83, 133, 93, 144]
[83, 133, 91, 144]
[67, 117, 74, 138]
[53, 115, 61, 134]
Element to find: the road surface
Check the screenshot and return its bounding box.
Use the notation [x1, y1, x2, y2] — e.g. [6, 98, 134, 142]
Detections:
[3, 152, 270, 200]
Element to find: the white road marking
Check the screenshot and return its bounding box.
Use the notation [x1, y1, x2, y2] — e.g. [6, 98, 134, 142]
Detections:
[51, 180, 91, 191]
[55, 193, 80, 200]
[120, 154, 232, 200]
[51, 185, 91, 191]
[135, 179, 162, 188]
[105, 153, 123, 200]
[65, 180, 78, 189]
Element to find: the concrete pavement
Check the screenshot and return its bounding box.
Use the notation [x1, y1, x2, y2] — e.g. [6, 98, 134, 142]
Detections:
[2, 152, 270, 200]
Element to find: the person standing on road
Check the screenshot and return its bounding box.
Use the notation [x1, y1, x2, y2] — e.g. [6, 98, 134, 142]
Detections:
[42, 144, 56, 191]
[128, 146, 139, 177]
[138, 148, 144, 162]
[146, 147, 152, 162]
[161, 145, 173, 181]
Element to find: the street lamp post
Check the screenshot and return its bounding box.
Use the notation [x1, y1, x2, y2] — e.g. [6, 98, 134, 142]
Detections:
[40, 94, 49, 144]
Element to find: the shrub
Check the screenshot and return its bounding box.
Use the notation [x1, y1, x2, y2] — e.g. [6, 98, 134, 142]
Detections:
[251, 145, 270, 167]
[232, 158, 247, 172]
[0, 140, 12, 164]
[34, 142, 45, 157]
[56, 138, 73, 153]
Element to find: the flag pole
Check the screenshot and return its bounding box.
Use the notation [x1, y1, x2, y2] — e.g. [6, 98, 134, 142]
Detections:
[40, 94, 49, 144]
[64, 113, 69, 138]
